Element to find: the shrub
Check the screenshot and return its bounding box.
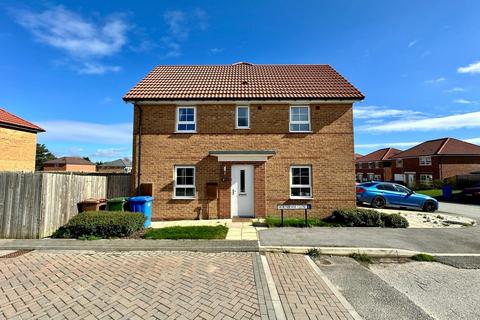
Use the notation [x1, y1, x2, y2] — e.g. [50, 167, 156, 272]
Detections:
[52, 211, 145, 239]
[383, 213, 409, 228]
[265, 216, 337, 228]
[306, 248, 321, 258]
[350, 253, 372, 263]
[327, 209, 409, 228]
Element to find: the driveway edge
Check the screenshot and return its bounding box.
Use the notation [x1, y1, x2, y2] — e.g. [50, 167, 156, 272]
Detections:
[305, 255, 363, 320]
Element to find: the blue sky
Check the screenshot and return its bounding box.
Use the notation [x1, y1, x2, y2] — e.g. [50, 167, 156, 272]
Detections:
[1, 0, 480, 160]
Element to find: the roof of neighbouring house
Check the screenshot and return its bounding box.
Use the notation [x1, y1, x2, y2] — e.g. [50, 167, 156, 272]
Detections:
[0, 108, 45, 133]
[357, 148, 402, 162]
[123, 63, 365, 101]
[354, 153, 363, 160]
[44, 157, 95, 165]
[391, 138, 480, 158]
[98, 158, 132, 167]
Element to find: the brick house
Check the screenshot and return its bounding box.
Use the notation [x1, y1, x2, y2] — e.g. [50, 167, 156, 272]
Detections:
[355, 148, 402, 182]
[123, 63, 364, 220]
[390, 138, 480, 187]
[0, 108, 44, 172]
[97, 158, 132, 173]
[43, 157, 96, 173]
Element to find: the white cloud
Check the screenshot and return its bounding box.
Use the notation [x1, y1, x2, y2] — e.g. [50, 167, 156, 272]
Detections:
[353, 106, 423, 119]
[12, 5, 128, 74]
[466, 137, 480, 145]
[161, 9, 208, 58]
[36, 120, 132, 144]
[92, 147, 128, 158]
[356, 141, 421, 149]
[210, 47, 224, 54]
[408, 40, 418, 48]
[453, 99, 478, 105]
[458, 61, 480, 74]
[444, 87, 466, 93]
[425, 77, 445, 84]
[359, 111, 480, 132]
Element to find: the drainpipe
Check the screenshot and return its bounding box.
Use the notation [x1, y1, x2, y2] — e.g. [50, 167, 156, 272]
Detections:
[136, 104, 143, 195]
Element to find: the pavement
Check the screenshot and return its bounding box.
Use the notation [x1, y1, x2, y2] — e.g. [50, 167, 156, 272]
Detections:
[259, 202, 480, 254]
[0, 250, 357, 320]
[371, 260, 480, 320]
[317, 256, 432, 320]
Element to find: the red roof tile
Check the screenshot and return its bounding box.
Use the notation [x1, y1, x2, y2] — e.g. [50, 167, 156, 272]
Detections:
[44, 157, 95, 165]
[123, 63, 364, 101]
[357, 148, 402, 162]
[0, 108, 44, 132]
[392, 138, 480, 158]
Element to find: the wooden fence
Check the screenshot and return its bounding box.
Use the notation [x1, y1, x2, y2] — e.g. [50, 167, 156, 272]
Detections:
[0, 172, 131, 239]
[448, 174, 480, 188]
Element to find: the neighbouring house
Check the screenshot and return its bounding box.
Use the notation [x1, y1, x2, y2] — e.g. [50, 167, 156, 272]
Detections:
[390, 138, 480, 187]
[354, 153, 363, 160]
[123, 62, 364, 220]
[43, 157, 96, 173]
[97, 158, 132, 173]
[355, 148, 402, 182]
[0, 108, 44, 172]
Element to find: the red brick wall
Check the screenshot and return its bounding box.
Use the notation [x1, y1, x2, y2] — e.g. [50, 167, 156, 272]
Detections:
[132, 103, 356, 220]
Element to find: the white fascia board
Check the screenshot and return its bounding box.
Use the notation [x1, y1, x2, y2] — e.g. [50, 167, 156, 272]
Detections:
[131, 99, 357, 105]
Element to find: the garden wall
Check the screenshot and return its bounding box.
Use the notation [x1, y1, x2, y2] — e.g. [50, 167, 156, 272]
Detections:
[0, 172, 131, 238]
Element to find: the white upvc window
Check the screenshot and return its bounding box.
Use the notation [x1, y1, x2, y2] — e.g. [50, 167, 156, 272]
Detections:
[396, 159, 403, 168]
[236, 106, 250, 129]
[420, 174, 433, 185]
[368, 162, 374, 169]
[374, 174, 382, 181]
[289, 106, 311, 132]
[173, 166, 196, 199]
[290, 165, 312, 199]
[375, 162, 380, 169]
[176, 106, 196, 133]
[419, 156, 432, 166]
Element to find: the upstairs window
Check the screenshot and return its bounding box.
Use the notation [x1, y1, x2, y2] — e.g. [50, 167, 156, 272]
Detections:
[236, 106, 250, 129]
[290, 165, 312, 198]
[396, 159, 403, 168]
[289, 106, 310, 132]
[174, 166, 196, 198]
[419, 156, 432, 166]
[176, 107, 196, 132]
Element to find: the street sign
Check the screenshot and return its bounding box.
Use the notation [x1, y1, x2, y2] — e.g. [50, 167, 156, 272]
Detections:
[277, 204, 311, 210]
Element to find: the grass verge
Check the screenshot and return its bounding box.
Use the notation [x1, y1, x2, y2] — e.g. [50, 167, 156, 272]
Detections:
[143, 225, 228, 240]
[415, 189, 461, 198]
[350, 253, 372, 263]
[411, 253, 436, 262]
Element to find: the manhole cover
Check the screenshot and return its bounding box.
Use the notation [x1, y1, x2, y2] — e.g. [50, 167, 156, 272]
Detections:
[317, 258, 332, 265]
[0, 250, 34, 259]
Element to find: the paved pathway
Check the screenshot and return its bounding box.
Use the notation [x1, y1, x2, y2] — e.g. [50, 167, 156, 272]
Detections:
[267, 253, 355, 320]
[0, 250, 355, 320]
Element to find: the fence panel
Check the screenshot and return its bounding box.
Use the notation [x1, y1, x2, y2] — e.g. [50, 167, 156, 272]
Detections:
[0, 172, 131, 238]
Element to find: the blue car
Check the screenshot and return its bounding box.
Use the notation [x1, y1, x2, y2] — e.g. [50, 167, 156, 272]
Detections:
[356, 182, 438, 212]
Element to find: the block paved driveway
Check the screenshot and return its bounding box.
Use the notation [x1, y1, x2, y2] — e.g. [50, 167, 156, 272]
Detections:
[0, 250, 355, 320]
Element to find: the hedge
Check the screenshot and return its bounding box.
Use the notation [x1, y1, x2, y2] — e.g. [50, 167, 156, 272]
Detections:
[52, 211, 146, 239]
[326, 208, 409, 228]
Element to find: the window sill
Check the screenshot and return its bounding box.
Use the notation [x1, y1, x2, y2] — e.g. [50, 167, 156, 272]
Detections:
[288, 131, 312, 134]
[235, 127, 250, 130]
[289, 196, 313, 200]
[174, 131, 197, 134]
[172, 197, 196, 200]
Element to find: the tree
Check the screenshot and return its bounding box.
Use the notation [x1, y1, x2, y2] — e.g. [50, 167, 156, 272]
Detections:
[35, 144, 55, 171]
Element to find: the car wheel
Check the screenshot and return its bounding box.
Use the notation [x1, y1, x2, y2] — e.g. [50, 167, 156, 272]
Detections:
[423, 201, 436, 212]
[356, 201, 363, 206]
[371, 196, 386, 209]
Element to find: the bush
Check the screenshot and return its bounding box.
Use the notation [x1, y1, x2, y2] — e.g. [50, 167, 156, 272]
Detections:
[52, 211, 145, 239]
[411, 253, 435, 262]
[326, 208, 409, 228]
[265, 216, 336, 228]
[384, 213, 409, 228]
[350, 253, 372, 263]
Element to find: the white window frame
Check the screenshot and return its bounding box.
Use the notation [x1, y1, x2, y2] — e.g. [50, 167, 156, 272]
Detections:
[374, 174, 382, 181]
[368, 162, 374, 169]
[419, 156, 432, 166]
[375, 162, 380, 169]
[289, 106, 311, 133]
[420, 174, 433, 185]
[175, 106, 197, 133]
[396, 159, 403, 168]
[290, 165, 312, 199]
[235, 105, 250, 129]
[173, 166, 196, 199]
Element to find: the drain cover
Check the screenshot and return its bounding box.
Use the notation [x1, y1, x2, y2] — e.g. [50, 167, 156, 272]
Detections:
[317, 258, 332, 266]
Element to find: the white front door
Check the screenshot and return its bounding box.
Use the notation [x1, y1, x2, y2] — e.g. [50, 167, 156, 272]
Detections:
[405, 172, 416, 187]
[231, 165, 254, 217]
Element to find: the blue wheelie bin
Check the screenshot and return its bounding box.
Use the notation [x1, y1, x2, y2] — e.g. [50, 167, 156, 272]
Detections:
[128, 196, 154, 228]
[442, 185, 453, 200]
